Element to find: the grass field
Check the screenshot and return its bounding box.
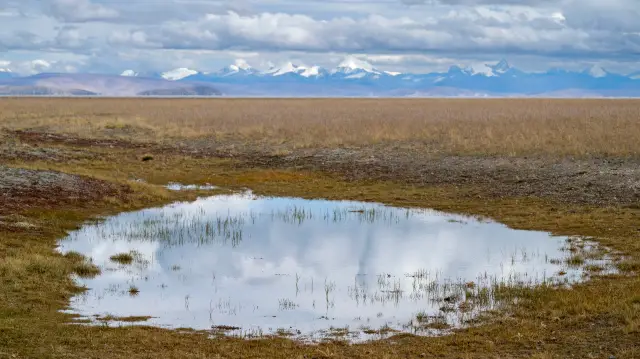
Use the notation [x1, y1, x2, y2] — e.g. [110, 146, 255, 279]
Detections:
[2, 97, 639, 156]
[0, 98, 639, 358]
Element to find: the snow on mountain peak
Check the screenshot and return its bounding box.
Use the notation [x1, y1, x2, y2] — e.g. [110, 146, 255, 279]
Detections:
[461, 60, 512, 77]
[264, 61, 308, 76]
[335, 56, 377, 73]
[587, 65, 607, 78]
[491, 59, 511, 74]
[161, 67, 198, 81]
[300, 66, 321, 77]
[120, 70, 138, 77]
[465, 63, 497, 77]
[275, 62, 300, 76]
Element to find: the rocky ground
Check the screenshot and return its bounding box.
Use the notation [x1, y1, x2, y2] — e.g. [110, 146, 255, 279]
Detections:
[7, 130, 640, 208]
[0, 165, 128, 216]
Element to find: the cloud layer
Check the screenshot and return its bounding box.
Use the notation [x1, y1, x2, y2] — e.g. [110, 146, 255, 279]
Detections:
[1, 0, 639, 74]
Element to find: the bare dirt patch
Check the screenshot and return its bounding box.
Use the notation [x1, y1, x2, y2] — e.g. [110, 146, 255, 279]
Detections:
[245, 146, 640, 207]
[0, 131, 95, 163]
[0, 165, 130, 215]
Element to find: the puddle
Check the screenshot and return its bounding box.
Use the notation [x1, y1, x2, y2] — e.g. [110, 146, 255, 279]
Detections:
[166, 183, 218, 191]
[58, 192, 608, 342]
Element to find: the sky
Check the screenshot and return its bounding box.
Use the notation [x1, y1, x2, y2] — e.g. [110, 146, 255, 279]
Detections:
[1, 0, 639, 75]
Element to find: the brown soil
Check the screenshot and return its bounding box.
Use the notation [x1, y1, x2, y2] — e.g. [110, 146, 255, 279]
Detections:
[11, 130, 640, 207]
[0, 164, 129, 215]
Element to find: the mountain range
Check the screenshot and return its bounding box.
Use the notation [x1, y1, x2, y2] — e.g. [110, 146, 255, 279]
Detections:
[2, 57, 640, 97]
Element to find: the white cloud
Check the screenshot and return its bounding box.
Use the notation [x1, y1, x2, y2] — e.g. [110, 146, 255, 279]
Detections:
[55, 26, 87, 49]
[111, 9, 623, 57]
[0, 0, 638, 74]
[8, 59, 51, 75]
[49, 0, 119, 22]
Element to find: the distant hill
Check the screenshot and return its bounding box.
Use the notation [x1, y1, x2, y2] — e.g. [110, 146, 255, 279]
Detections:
[138, 85, 221, 96]
[0, 73, 221, 97]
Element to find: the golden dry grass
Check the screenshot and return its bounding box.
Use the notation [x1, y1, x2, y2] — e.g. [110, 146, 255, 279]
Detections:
[1, 97, 640, 156]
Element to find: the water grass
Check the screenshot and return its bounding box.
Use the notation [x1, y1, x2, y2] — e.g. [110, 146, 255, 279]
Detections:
[109, 252, 135, 265]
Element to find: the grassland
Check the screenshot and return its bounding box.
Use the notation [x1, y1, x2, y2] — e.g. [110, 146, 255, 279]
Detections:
[2, 97, 640, 156]
[0, 98, 639, 358]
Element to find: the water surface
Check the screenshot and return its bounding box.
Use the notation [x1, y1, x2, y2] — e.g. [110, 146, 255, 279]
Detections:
[59, 192, 589, 341]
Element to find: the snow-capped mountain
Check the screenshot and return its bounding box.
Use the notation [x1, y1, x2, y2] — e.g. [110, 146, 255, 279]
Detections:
[263, 62, 307, 76]
[215, 59, 257, 77]
[260, 62, 329, 78]
[584, 65, 611, 78]
[443, 59, 520, 78]
[161, 68, 199, 81]
[333, 56, 379, 74]
[6, 56, 640, 97]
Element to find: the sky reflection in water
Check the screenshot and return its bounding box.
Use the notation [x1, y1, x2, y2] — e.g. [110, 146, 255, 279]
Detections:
[59, 192, 582, 340]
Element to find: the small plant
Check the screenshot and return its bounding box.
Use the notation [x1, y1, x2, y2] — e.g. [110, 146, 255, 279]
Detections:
[73, 261, 101, 279]
[566, 255, 585, 267]
[275, 328, 295, 337]
[109, 252, 134, 265]
[415, 311, 428, 322]
[584, 264, 604, 273]
[64, 251, 85, 262]
[128, 285, 140, 296]
[618, 260, 640, 273]
[278, 298, 298, 310]
[97, 315, 152, 323]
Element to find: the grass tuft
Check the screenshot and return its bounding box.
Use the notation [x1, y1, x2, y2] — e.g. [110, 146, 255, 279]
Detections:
[73, 261, 101, 279]
[566, 254, 586, 267]
[97, 315, 153, 323]
[618, 260, 640, 273]
[109, 252, 135, 265]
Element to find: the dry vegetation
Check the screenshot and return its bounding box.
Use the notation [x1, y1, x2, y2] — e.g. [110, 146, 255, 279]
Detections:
[0, 98, 639, 358]
[1, 97, 640, 156]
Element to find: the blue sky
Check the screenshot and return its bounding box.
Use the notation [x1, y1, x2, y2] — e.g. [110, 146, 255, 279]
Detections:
[1, 0, 639, 75]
